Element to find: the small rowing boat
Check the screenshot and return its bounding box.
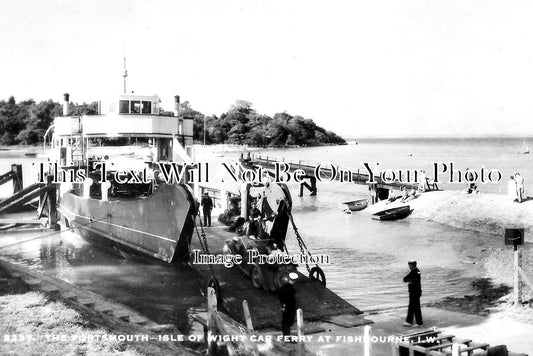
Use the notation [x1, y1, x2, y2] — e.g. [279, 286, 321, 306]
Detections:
[372, 205, 412, 221]
[343, 199, 368, 212]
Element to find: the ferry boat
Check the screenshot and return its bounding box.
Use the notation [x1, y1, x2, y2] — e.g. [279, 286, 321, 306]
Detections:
[45, 93, 197, 263]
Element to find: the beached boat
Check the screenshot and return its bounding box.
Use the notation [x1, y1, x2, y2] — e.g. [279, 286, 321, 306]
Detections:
[372, 205, 412, 221]
[46, 92, 196, 263]
[519, 139, 529, 154]
[343, 199, 368, 212]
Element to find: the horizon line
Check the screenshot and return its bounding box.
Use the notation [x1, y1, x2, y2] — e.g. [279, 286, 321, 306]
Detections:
[343, 134, 533, 140]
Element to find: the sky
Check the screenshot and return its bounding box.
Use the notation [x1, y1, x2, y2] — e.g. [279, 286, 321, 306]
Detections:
[1, 0, 533, 137]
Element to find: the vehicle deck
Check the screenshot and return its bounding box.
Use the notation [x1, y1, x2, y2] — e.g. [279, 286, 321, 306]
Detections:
[190, 224, 372, 330]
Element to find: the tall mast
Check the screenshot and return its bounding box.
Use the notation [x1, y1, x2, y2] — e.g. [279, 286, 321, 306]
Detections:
[123, 56, 128, 94]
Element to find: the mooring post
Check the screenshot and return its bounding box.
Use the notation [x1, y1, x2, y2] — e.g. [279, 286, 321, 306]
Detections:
[514, 246, 523, 306]
[207, 287, 217, 355]
[11, 164, 23, 193]
[310, 176, 317, 196]
[296, 308, 304, 356]
[368, 184, 376, 205]
[242, 300, 254, 333]
[299, 176, 317, 197]
[242, 300, 259, 356]
[451, 343, 460, 356]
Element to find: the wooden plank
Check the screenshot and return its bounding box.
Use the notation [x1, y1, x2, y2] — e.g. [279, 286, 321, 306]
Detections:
[0, 183, 48, 214]
[0, 218, 46, 225]
[0, 171, 16, 186]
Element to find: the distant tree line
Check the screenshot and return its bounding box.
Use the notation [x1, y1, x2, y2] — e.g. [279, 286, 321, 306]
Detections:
[0, 96, 346, 147]
[0, 96, 99, 145]
[183, 100, 346, 147]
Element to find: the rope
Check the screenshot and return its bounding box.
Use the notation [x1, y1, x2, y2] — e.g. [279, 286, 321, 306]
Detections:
[0, 215, 111, 250]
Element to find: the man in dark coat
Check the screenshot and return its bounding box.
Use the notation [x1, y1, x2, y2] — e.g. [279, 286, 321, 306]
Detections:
[201, 192, 213, 227]
[279, 272, 298, 336]
[403, 260, 423, 327]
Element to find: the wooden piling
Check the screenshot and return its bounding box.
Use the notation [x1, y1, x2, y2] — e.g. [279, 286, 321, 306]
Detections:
[11, 164, 23, 193]
[299, 176, 317, 196]
[363, 325, 371, 356]
[297, 308, 304, 356]
[207, 287, 217, 355]
[242, 300, 259, 356]
[452, 343, 460, 356]
[514, 247, 523, 306]
[46, 175, 58, 231]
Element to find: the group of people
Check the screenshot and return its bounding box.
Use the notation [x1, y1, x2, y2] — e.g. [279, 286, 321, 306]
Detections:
[387, 186, 417, 204]
[508, 173, 525, 203]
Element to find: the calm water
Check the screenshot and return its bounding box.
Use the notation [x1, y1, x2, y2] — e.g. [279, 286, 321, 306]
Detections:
[0, 137, 526, 312]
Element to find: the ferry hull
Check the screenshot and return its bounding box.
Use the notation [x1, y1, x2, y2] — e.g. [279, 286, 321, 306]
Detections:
[58, 183, 196, 263]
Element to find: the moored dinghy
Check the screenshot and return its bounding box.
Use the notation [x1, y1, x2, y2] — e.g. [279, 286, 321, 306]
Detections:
[372, 205, 412, 221]
[343, 199, 368, 212]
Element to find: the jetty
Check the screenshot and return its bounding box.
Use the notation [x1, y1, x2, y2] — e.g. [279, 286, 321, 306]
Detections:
[244, 154, 437, 203]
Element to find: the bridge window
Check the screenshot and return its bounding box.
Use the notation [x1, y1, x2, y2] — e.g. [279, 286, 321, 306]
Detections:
[119, 100, 129, 113]
[130, 101, 141, 114]
[142, 101, 151, 114]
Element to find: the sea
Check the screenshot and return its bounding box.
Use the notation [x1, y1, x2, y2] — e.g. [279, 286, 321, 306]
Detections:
[0, 137, 530, 327]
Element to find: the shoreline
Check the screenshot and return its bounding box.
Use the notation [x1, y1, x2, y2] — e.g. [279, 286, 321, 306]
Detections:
[368, 190, 533, 243]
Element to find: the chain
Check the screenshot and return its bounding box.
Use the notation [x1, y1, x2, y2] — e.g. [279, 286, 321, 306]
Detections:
[288, 211, 318, 274]
[193, 212, 216, 278]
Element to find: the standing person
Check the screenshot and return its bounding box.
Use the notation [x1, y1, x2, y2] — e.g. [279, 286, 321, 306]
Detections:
[402, 260, 423, 327]
[418, 170, 426, 192]
[279, 272, 298, 337]
[508, 176, 518, 203]
[515, 173, 525, 203]
[465, 168, 476, 194]
[201, 192, 213, 227]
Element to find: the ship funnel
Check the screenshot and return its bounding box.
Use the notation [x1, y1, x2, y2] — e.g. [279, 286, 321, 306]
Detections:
[174, 95, 180, 117]
[63, 93, 70, 116]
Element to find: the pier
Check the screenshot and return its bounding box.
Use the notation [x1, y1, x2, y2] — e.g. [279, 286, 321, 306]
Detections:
[243, 154, 437, 203]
